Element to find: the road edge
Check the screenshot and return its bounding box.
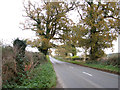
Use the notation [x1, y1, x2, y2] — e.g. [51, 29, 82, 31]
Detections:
[55, 57, 120, 75]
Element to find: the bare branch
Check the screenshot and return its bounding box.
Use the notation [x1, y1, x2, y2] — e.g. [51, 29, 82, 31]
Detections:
[75, 3, 83, 20]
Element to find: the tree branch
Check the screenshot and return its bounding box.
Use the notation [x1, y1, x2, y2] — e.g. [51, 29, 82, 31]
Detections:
[75, 3, 83, 20]
[104, 15, 119, 20]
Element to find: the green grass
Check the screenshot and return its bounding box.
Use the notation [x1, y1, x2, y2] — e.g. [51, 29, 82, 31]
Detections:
[71, 55, 80, 59]
[84, 63, 119, 72]
[55, 57, 119, 73]
[3, 56, 56, 88]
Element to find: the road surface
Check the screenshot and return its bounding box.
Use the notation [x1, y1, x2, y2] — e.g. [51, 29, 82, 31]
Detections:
[49, 56, 119, 88]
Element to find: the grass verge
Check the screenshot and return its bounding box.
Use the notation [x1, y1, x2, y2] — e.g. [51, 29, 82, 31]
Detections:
[55, 57, 119, 75]
[3, 56, 56, 88]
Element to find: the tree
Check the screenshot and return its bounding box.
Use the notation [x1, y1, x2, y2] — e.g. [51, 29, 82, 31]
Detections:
[65, 42, 77, 56]
[55, 46, 68, 57]
[48, 49, 52, 56]
[74, 1, 119, 60]
[13, 38, 27, 84]
[59, 32, 76, 56]
[22, 1, 76, 55]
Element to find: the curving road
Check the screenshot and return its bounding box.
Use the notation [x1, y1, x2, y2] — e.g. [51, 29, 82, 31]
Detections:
[49, 56, 119, 88]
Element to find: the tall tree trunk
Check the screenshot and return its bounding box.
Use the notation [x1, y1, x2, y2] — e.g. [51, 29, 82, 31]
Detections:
[89, 26, 96, 60]
[71, 44, 76, 56]
[38, 38, 50, 56]
[38, 47, 48, 55]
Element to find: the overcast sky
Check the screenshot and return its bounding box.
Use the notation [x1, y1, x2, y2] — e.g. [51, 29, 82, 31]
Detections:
[0, 0, 119, 54]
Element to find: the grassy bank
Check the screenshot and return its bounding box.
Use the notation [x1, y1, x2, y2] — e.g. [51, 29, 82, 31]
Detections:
[55, 57, 119, 74]
[16, 56, 56, 88]
[3, 54, 56, 88]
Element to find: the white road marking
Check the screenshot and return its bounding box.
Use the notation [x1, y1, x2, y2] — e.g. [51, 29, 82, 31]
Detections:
[83, 72, 93, 77]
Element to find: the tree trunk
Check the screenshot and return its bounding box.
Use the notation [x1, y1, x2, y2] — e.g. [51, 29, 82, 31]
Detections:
[89, 47, 94, 60]
[38, 47, 48, 55]
[71, 44, 76, 56]
[72, 53, 75, 56]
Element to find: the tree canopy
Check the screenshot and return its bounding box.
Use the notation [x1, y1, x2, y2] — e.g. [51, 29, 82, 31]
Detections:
[22, 1, 76, 55]
[22, 0, 119, 60]
[73, 1, 119, 60]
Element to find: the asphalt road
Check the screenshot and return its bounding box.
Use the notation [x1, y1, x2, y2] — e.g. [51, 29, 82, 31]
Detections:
[49, 56, 119, 88]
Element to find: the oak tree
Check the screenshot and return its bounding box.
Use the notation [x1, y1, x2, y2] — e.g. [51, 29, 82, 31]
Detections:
[75, 1, 119, 60]
[22, 1, 76, 55]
